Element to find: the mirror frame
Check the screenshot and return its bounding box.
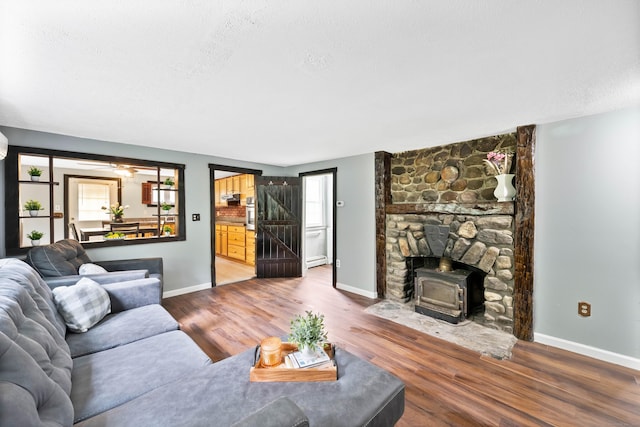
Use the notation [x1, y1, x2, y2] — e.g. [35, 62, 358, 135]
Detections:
[5, 145, 186, 255]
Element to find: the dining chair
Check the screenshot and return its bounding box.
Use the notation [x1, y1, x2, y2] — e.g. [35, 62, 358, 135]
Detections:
[110, 222, 140, 238]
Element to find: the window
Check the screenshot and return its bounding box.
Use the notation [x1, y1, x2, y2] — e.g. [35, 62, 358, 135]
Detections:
[305, 176, 325, 227]
[77, 183, 111, 221]
[4, 145, 186, 255]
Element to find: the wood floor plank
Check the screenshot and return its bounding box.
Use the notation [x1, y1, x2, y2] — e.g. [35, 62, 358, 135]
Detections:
[163, 266, 640, 426]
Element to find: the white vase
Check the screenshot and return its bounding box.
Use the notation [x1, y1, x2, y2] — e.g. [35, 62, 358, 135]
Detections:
[29, 210, 39, 217]
[30, 175, 40, 181]
[31, 239, 40, 246]
[494, 174, 516, 202]
[493, 173, 516, 202]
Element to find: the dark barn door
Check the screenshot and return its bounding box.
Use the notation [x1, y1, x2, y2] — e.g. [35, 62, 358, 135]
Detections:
[256, 176, 302, 278]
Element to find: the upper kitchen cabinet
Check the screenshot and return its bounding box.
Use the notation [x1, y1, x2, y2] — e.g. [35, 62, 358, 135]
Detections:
[215, 173, 255, 206]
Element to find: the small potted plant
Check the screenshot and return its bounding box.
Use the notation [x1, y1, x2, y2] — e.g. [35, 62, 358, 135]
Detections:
[27, 230, 44, 246]
[23, 199, 43, 216]
[163, 177, 175, 189]
[289, 311, 328, 356]
[27, 166, 43, 181]
[163, 225, 172, 236]
[101, 203, 128, 223]
[161, 202, 173, 214]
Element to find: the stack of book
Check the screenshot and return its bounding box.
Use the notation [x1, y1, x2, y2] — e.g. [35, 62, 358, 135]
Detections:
[284, 348, 331, 369]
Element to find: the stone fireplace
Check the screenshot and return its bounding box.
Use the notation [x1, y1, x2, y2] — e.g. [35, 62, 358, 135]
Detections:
[383, 132, 518, 333]
[386, 212, 515, 332]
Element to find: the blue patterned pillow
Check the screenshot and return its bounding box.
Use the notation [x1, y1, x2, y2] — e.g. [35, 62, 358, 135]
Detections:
[52, 277, 111, 333]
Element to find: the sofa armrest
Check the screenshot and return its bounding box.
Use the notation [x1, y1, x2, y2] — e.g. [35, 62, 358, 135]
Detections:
[232, 397, 309, 427]
[95, 258, 163, 276]
[44, 270, 150, 289]
[102, 278, 162, 312]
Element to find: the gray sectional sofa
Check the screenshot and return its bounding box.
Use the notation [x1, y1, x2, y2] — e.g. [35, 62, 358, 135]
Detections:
[0, 256, 405, 426]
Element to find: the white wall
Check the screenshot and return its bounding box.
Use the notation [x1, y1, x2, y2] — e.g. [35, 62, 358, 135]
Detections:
[534, 106, 640, 361]
[285, 153, 377, 298]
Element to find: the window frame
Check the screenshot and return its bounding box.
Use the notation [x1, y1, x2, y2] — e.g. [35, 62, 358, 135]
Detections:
[5, 145, 186, 255]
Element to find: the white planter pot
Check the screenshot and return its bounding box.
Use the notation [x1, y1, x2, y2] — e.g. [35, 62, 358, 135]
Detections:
[29, 210, 39, 217]
[31, 240, 40, 246]
[30, 175, 40, 182]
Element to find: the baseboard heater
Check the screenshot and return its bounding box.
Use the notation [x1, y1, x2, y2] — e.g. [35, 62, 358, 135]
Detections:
[306, 255, 328, 268]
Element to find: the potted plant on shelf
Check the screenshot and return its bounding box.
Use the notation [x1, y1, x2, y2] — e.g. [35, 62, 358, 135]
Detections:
[163, 225, 172, 236]
[23, 200, 43, 216]
[161, 202, 173, 214]
[26, 230, 44, 246]
[163, 177, 175, 189]
[289, 311, 328, 356]
[27, 166, 43, 181]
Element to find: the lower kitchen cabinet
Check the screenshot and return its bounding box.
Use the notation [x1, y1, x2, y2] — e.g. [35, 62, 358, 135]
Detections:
[217, 224, 254, 264]
[246, 230, 255, 266]
[215, 225, 228, 256]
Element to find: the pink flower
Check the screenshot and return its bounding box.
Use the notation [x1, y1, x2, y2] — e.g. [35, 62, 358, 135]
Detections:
[483, 151, 513, 175]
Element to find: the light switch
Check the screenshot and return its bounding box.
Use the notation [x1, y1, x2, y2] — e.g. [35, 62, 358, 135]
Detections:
[192, 213, 200, 221]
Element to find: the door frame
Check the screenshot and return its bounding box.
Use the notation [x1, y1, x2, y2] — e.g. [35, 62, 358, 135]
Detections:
[299, 168, 337, 288]
[208, 164, 263, 286]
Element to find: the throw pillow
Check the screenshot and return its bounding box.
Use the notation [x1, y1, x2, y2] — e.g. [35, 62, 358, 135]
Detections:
[52, 277, 111, 333]
[78, 263, 108, 275]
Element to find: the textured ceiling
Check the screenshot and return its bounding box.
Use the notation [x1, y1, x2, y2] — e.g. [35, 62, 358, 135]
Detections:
[1, 1, 639, 166]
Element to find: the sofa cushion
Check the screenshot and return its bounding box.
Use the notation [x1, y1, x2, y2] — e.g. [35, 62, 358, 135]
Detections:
[71, 330, 212, 423]
[52, 277, 111, 333]
[0, 284, 72, 395]
[0, 258, 67, 336]
[26, 238, 92, 277]
[79, 263, 108, 275]
[0, 331, 74, 427]
[67, 304, 180, 358]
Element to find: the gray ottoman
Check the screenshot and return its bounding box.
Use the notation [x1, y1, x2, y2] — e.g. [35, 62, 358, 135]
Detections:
[78, 346, 405, 426]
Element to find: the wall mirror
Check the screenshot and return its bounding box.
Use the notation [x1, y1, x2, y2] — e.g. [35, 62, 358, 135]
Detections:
[5, 145, 185, 255]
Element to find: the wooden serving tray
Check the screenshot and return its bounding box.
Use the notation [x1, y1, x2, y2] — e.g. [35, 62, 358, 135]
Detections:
[249, 342, 337, 382]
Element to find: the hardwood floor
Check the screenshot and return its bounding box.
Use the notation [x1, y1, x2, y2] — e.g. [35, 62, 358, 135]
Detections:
[163, 266, 640, 426]
[215, 256, 255, 285]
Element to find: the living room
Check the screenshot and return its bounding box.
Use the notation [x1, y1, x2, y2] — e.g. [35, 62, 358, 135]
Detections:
[1, 2, 639, 426]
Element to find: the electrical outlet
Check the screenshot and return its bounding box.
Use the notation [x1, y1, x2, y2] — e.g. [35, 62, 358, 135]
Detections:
[336, 259, 341, 268]
[578, 301, 591, 317]
[192, 213, 200, 221]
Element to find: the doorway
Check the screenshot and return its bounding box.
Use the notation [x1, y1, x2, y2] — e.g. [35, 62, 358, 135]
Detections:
[209, 164, 262, 286]
[300, 169, 337, 288]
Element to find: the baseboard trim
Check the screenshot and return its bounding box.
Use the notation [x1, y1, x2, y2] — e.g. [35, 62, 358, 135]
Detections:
[336, 282, 378, 299]
[163, 283, 211, 298]
[534, 333, 640, 371]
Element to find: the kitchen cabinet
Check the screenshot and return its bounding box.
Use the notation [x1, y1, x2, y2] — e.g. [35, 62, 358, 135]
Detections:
[215, 224, 228, 256]
[214, 180, 221, 207]
[232, 175, 240, 194]
[227, 225, 246, 261]
[246, 230, 255, 265]
[216, 223, 254, 264]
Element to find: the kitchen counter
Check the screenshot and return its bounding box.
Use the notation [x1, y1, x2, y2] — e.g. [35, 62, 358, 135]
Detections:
[216, 221, 246, 226]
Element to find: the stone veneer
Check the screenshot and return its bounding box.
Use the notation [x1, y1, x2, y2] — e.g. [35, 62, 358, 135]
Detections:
[385, 132, 518, 333]
[391, 133, 516, 204]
